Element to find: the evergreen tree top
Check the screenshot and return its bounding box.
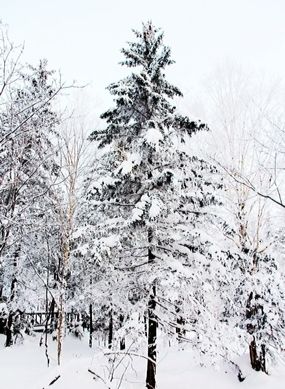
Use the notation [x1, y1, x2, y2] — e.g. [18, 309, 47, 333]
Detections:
[90, 21, 207, 147]
[120, 21, 175, 73]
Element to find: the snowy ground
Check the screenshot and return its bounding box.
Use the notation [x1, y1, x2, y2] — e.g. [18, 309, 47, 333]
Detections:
[1, 334, 285, 389]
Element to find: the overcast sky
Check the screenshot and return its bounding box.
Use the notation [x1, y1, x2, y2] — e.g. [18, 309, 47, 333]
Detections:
[2, 0, 285, 114]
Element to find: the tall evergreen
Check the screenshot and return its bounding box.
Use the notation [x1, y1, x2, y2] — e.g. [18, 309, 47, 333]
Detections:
[79, 21, 222, 388]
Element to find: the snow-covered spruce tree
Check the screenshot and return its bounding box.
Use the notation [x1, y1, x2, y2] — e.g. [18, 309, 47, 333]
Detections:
[0, 60, 62, 346]
[80, 22, 223, 388]
[0, 24, 23, 296]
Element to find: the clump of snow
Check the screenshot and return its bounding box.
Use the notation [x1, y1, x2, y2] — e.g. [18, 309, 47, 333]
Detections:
[131, 194, 150, 222]
[149, 197, 163, 219]
[144, 127, 163, 149]
[116, 152, 141, 175]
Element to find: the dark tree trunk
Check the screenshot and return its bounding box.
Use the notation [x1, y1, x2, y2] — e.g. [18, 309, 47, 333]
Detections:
[108, 309, 113, 349]
[0, 280, 3, 299]
[49, 298, 56, 332]
[249, 337, 258, 369]
[5, 246, 20, 347]
[146, 226, 157, 389]
[246, 292, 267, 373]
[260, 344, 266, 372]
[10, 278, 17, 300]
[146, 285, 157, 389]
[119, 314, 125, 350]
[89, 304, 93, 348]
[0, 316, 6, 334]
[175, 303, 185, 341]
[249, 337, 266, 373]
[144, 313, 148, 337]
[5, 313, 13, 347]
[176, 315, 185, 341]
[120, 337, 126, 350]
[10, 246, 20, 301]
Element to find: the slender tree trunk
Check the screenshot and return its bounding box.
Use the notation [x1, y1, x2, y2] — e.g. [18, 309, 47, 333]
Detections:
[5, 247, 20, 347]
[5, 313, 13, 347]
[144, 312, 148, 337]
[108, 309, 113, 349]
[0, 276, 3, 299]
[57, 289, 65, 365]
[89, 303, 93, 348]
[175, 302, 185, 341]
[10, 247, 19, 301]
[119, 314, 125, 350]
[49, 298, 56, 333]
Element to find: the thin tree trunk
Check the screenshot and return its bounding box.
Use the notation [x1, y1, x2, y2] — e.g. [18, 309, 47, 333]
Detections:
[57, 291, 65, 365]
[5, 313, 13, 347]
[144, 314, 148, 337]
[5, 247, 20, 347]
[119, 314, 125, 350]
[89, 303, 93, 348]
[0, 276, 3, 299]
[176, 315, 185, 341]
[108, 309, 113, 349]
[175, 302, 185, 341]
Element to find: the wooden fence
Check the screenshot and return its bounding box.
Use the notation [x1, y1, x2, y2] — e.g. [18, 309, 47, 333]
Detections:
[22, 311, 84, 331]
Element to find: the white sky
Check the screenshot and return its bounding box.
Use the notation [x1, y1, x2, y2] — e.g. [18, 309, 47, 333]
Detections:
[2, 0, 285, 114]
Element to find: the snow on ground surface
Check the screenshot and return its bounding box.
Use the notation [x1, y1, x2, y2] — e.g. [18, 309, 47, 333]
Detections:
[1, 334, 285, 389]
